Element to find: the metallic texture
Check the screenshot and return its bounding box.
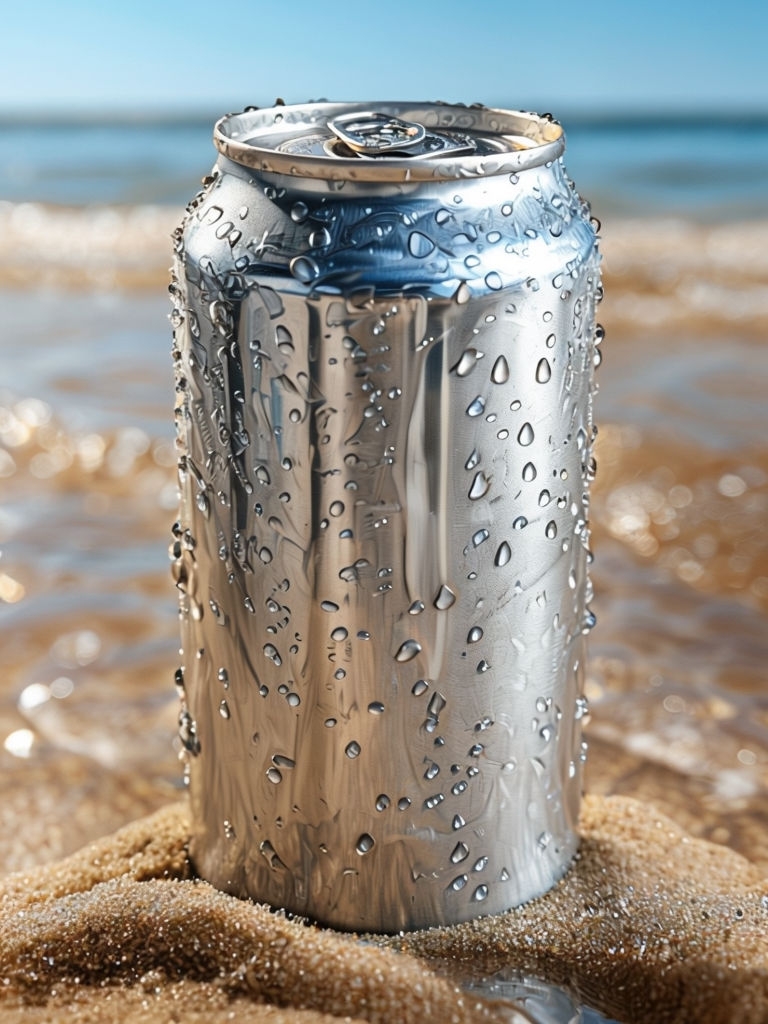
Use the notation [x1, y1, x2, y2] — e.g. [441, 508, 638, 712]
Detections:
[170, 101, 601, 932]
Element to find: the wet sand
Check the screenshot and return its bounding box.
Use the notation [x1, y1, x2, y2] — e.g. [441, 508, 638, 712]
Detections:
[0, 795, 766, 1024]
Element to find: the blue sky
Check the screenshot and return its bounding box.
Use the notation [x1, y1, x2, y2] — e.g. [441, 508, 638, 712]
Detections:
[1, 0, 765, 115]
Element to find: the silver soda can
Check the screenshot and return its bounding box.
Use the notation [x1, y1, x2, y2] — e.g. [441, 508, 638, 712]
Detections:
[170, 101, 601, 932]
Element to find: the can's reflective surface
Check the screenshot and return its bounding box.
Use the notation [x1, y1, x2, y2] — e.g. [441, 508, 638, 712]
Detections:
[170, 102, 601, 931]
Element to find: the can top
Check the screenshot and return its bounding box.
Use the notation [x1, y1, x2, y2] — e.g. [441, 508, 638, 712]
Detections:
[214, 101, 565, 183]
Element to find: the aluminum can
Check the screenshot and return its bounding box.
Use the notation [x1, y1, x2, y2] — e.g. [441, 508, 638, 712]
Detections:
[170, 101, 601, 932]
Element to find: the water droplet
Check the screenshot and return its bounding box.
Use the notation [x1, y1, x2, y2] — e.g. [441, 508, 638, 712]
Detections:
[495, 541, 511, 567]
[356, 833, 375, 854]
[324, 717, 337, 728]
[321, 600, 339, 612]
[464, 448, 480, 471]
[464, 254, 481, 269]
[448, 874, 468, 892]
[329, 500, 345, 517]
[472, 884, 489, 902]
[331, 626, 349, 642]
[412, 679, 429, 697]
[491, 355, 510, 384]
[368, 701, 385, 715]
[266, 767, 282, 784]
[424, 762, 440, 781]
[545, 520, 558, 539]
[310, 227, 331, 248]
[512, 516, 528, 530]
[409, 231, 435, 258]
[466, 396, 485, 417]
[452, 347, 482, 376]
[290, 255, 320, 283]
[375, 794, 391, 811]
[517, 422, 534, 446]
[450, 842, 470, 864]
[467, 626, 483, 644]
[395, 638, 422, 661]
[522, 462, 537, 482]
[427, 691, 446, 717]
[546, 333, 556, 349]
[398, 797, 412, 811]
[219, 700, 231, 719]
[263, 643, 282, 666]
[485, 272, 502, 291]
[434, 584, 457, 610]
[290, 201, 309, 223]
[472, 528, 490, 547]
[468, 471, 491, 500]
[476, 659, 492, 674]
[452, 814, 466, 830]
[408, 600, 425, 615]
[345, 740, 361, 759]
[451, 779, 468, 795]
[536, 358, 552, 383]
[454, 282, 471, 305]
[473, 856, 489, 872]
[502, 759, 517, 773]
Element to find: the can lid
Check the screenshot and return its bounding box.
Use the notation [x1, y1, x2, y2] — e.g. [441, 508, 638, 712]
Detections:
[214, 101, 564, 183]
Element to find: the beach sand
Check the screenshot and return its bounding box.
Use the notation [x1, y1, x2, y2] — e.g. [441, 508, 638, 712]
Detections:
[0, 795, 766, 1024]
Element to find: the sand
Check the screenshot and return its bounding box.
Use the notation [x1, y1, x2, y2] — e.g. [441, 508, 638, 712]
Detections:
[1, 796, 766, 1024]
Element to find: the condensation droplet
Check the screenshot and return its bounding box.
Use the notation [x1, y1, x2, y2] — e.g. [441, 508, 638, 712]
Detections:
[513, 516, 528, 530]
[467, 626, 483, 644]
[368, 701, 385, 714]
[517, 422, 534, 447]
[398, 797, 412, 811]
[536, 358, 552, 383]
[545, 520, 558, 539]
[451, 842, 469, 864]
[263, 643, 282, 666]
[395, 638, 422, 661]
[466, 396, 485, 417]
[454, 281, 471, 305]
[464, 448, 480, 471]
[453, 348, 482, 376]
[345, 740, 361, 759]
[321, 600, 339, 612]
[219, 700, 230, 719]
[495, 541, 511, 567]
[522, 462, 536, 482]
[472, 884, 489, 902]
[356, 833, 375, 855]
[375, 794, 391, 811]
[485, 272, 503, 290]
[412, 679, 429, 697]
[491, 355, 510, 384]
[433, 584, 457, 610]
[409, 600, 425, 615]
[448, 874, 468, 892]
[468, 471, 491, 500]
[472, 528, 490, 547]
[452, 814, 466, 830]
[266, 767, 282, 784]
[331, 626, 349, 642]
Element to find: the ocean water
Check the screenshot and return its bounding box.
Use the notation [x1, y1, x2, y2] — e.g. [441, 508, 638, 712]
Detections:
[0, 109, 766, 1024]
[1, 111, 767, 218]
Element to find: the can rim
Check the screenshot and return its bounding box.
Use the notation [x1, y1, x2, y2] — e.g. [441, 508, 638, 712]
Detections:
[213, 101, 565, 183]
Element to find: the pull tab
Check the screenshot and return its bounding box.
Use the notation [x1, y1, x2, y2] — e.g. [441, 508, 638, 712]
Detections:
[327, 111, 478, 160]
[328, 112, 426, 155]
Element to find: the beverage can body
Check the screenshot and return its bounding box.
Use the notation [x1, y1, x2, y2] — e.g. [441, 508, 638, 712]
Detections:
[171, 102, 601, 931]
